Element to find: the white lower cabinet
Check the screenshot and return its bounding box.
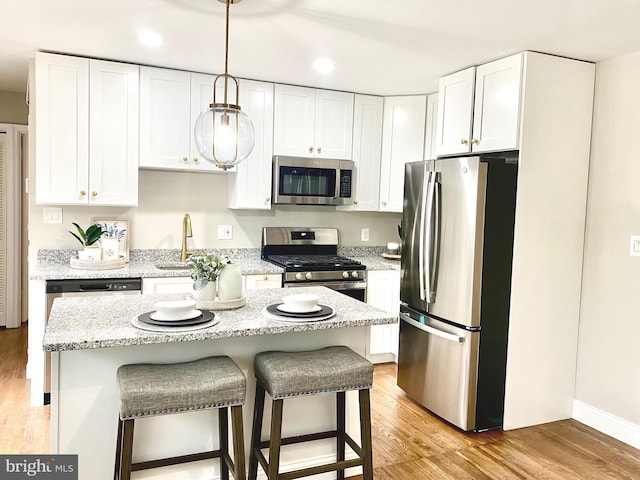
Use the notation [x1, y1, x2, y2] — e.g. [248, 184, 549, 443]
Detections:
[142, 277, 193, 295]
[366, 269, 400, 363]
[244, 274, 282, 290]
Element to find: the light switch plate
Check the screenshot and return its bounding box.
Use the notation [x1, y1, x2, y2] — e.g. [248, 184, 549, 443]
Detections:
[630, 235, 640, 256]
[43, 207, 63, 224]
[218, 225, 233, 240]
[361, 228, 369, 242]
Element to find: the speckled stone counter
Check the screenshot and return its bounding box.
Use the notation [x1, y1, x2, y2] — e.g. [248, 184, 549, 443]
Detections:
[47, 286, 396, 479]
[43, 286, 396, 352]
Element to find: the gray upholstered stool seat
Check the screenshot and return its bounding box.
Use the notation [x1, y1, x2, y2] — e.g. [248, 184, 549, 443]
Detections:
[249, 346, 374, 480]
[114, 356, 247, 480]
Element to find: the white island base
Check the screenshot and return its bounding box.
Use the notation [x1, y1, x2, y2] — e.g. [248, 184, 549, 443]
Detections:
[51, 325, 372, 479]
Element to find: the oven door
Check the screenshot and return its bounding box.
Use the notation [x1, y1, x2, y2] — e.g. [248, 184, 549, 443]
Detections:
[285, 280, 366, 302]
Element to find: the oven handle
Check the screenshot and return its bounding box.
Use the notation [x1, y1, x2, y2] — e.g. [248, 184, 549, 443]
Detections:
[285, 281, 367, 291]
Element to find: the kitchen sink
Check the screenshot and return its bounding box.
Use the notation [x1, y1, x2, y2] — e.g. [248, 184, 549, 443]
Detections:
[154, 262, 190, 270]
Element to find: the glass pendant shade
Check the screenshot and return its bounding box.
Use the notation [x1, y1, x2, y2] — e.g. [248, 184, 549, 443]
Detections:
[194, 104, 255, 169]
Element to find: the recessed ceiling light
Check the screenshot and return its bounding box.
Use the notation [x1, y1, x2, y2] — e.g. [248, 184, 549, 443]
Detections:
[314, 58, 335, 75]
[138, 30, 163, 47]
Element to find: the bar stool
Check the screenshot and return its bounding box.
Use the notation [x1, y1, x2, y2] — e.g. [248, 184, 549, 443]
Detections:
[114, 356, 246, 480]
[248, 346, 374, 480]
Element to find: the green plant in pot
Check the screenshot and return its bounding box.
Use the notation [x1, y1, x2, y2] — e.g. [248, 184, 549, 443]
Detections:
[186, 254, 229, 300]
[69, 223, 104, 261]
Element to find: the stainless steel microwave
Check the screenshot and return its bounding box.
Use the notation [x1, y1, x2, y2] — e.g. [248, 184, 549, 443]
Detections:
[272, 156, 354, 206]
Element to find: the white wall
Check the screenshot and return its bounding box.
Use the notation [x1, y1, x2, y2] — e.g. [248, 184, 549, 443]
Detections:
[574, 50, 640, 446]
[28, 168, 401, 257]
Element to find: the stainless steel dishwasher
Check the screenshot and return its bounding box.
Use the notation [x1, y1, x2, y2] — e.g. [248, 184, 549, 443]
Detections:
[44, 277, 142, 404]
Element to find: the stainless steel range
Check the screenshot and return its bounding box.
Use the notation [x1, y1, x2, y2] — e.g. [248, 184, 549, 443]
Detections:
[261, 227, 366, 301]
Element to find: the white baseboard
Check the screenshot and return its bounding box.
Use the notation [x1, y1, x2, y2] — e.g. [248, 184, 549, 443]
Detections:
[572, 400, 640, 450]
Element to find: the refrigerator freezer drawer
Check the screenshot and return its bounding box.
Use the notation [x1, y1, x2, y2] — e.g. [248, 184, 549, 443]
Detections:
[397, 311, 480, 431]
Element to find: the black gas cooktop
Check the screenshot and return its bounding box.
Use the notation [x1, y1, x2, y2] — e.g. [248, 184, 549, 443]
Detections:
[267, 254, 363, 270]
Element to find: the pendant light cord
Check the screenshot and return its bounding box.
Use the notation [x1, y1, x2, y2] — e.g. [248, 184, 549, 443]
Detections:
[223, 0, 230, 105]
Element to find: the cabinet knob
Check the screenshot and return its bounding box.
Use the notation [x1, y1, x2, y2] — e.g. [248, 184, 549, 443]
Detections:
[353, 200, 359, 205]
[193, 157, 199, 163]
[471, 138, 479, 145]
[460, 139, 469, 145]
[382, 201, 387, 207]
[263, 275, 268, 281]
[182, 156, 188, 162]
[317, 147, 322, 154]
[91, 191, 98, 197]
[265, 197, 270, 203]
[308, 146, 314, 153]
[80, 190, 86, 197]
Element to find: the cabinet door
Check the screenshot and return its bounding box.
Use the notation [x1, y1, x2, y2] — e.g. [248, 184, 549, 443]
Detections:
[314, 89, 354, 159]
[471, 53, 523, 153]
[435, 67, 475, 156]
[139, 67, 191, 169]
[339, 94, 382, 211]
[89, 60, 139, 206]
[142, 277, 193, 295]
[35, 53, 89, 205]
[367, 270, 401, 360]
[228, 79, 274, 209]
[273, 84, 315, 157]
[244, 274, 282, 290]
[189, 73, 223, 172]
[423, 93, 439, 160]
[379, 95, 426, 213]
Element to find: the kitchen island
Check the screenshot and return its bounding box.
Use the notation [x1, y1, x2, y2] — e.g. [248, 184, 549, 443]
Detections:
[43, 286, 396, 480]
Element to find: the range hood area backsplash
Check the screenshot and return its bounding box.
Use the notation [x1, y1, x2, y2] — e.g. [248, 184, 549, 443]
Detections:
[29, 169, 401, 258]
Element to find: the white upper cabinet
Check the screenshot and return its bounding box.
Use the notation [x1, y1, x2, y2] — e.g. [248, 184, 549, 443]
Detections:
[35, 52, 139, 206]
[379, 95, 426, 213]
[139, 67, 228, 172]
[423, 93, 439, 160]
[273, 85, 354, 159]
[228, 79, 274, 210]
[435, 67, 476, 156]
[338, 94, 383, 212]
[436, 53, 524, 156]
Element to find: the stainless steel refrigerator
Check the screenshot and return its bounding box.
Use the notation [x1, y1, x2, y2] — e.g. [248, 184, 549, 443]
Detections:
[397, 156, 518, 431]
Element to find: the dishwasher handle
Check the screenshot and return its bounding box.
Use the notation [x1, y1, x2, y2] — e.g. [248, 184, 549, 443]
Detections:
[400, 312, 465, 343]
[78, 283, 113, 292]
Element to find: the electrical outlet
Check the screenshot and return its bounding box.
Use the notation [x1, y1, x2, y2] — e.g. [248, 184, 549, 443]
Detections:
[218, 225, 233, 240]
[361, 228, 369, 242]
[630, 235, 640, 257]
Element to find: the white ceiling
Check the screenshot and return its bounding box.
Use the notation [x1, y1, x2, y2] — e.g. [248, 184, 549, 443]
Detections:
[2, 0, 640, 96]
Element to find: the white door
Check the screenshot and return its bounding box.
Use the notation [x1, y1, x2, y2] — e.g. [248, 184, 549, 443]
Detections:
[139, 67, 191, 169]
[188, 73, 220, 172]
[367, 269, 401, 361]
[88, 60, 139, 206]
[313, 89, 354, 159]
[35, 53, 89, 204]
[379, 95, 426, 213]
[339, 94, 382, 211]
[435, 67, 475, 156]
[471, 53, 523, 153]
[273, 84, 315, 157]
[228, 79, 274, 209]
[423, 93, 439, 160]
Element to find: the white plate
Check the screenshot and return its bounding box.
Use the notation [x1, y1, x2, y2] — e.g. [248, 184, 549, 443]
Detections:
[149, 309, 202, 322]
[131, 314, 220, 332]
[262, 307, 335, 323]
[276, 303, 322, 314]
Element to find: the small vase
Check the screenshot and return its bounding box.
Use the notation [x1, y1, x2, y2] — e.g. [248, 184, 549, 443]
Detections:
[192, 281, 217, 301]
[218, 264, 242, 301]
[100, 237, 119, 260]
[78, 245, 102, 261]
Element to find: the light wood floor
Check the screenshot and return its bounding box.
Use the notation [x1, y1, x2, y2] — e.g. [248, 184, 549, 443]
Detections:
[2, 324, 639, 479]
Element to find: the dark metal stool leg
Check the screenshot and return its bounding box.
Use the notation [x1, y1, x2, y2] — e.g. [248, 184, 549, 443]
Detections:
[219, 407, 230, 480]
[268, 399, 284, 480]
[231, 405, 246, 480]
[119, 419, 135, 480]
[359, 389, 374, 480]
[337, 391, 346, 480]
[249, 382, 266, 480]
[114, 418, 123, 480]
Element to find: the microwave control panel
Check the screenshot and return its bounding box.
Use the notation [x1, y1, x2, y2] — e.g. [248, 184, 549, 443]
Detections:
[339, 170, 352, 198]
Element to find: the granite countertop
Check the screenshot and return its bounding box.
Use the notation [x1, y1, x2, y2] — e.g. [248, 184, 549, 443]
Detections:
[30, 248, 400, 280]
[43, 286, 397, 352]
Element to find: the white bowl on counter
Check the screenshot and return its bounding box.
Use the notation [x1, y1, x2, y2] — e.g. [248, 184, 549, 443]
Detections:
[151, 299, 198, 321]
[280, 293, 320, 313]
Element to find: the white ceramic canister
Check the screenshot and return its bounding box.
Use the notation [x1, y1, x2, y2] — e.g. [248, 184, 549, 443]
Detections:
[217, 263, 242, 301]
[100, 237, 120, 260]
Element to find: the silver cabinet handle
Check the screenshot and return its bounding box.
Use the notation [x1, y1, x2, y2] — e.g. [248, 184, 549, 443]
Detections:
[400, 313, 464, 343]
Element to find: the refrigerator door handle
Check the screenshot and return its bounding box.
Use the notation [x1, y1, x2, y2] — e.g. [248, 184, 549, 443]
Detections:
[429, 172, 441, 301]
[423, 171, 437, 303]
[418, 171, 430, 301]
[400, 312, 465, 343]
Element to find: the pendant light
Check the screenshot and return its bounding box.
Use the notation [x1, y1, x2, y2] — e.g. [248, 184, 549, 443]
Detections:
[194, 0, 255, 170]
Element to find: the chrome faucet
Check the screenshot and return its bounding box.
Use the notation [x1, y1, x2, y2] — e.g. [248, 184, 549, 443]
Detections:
[181, 213, 193, 262]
